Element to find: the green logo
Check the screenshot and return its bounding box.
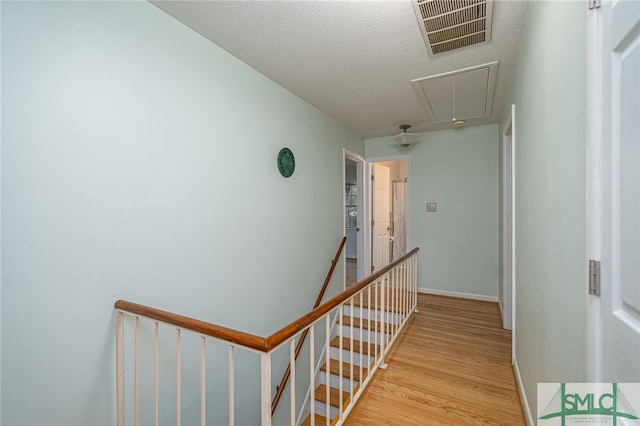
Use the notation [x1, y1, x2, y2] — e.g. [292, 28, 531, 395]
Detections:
[539, 383, 639, 425]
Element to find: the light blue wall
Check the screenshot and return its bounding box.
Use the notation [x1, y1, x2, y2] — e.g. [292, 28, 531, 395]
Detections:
[366, 124, 500, 299]
[500, 1, 587, 420]
[1, 2, 362, 424]
[0, 2, 3, 419]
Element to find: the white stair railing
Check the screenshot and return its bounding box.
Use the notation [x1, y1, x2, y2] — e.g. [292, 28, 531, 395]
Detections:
[115, 248, 418, 426]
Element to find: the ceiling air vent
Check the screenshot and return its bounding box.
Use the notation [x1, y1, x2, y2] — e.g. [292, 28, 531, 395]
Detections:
[412, 0, 494, 56]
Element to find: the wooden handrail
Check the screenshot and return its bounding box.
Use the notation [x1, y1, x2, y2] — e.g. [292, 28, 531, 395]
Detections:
[114, 299, 268, 350]
[115, 246, 419, 353]
[271, 236, 347, 414]
[264, 247, 418, 351]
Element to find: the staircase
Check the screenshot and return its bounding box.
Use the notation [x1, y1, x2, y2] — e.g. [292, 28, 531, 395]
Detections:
[301, 287, 407, 425]
[115, 249, 419, 426]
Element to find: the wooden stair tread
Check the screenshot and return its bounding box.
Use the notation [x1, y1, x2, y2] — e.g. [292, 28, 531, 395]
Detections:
[301, 413, 329, 426]
[350, 290, 410, 313]
[341, 315, 385, 331]
[330, 336, 379, 356]
[320, 359, 364, 381]
[301, 413, 341, 426]
[314, 384, 350, 407]
[301, 290, 408, 426]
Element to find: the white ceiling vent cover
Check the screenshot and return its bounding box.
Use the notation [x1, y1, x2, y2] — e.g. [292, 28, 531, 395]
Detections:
[412, 0, 494, 56]
[411, 61, 498, 124]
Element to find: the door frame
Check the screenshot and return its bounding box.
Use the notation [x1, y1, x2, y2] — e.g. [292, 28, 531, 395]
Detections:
[344, 150, 366, 284]
[502, 105, 516, 337]
[365, 155, 411, 276]
[585, 1, 603, 383]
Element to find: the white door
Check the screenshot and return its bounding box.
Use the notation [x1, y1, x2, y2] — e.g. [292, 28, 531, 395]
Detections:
[372, 163, 391, 272]
[592, 0, 640, 382]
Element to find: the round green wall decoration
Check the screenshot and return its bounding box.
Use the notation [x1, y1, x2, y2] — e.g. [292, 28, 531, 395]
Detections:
[277, 147, 295, 178]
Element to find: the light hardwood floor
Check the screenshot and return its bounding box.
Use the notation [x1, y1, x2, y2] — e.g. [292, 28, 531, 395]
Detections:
[343, 293, 525, 426]
[346, 258, 357, 287]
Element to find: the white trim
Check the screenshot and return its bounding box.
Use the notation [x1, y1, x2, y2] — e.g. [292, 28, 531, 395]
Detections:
[366, 155, 411, 164]
[502, 111, 514, 332]
[509, 104, 517, 363]
[585, 1, 603, 384]
[513, 357, 534, 426]
[418, 287, 499, 303]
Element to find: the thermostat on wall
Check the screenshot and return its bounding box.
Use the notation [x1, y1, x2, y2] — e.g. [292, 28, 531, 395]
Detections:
[426, 203, 436, 212]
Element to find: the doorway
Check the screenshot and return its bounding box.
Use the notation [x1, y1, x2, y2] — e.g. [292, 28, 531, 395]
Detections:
[344, 151, 364, 287]
[368, 158, 410, 274]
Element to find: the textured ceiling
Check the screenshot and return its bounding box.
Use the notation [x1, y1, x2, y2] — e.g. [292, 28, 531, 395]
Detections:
[151, 0, 530, 139]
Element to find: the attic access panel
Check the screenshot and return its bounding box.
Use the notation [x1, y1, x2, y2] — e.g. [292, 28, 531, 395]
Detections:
[411, 61, 498, 124]
[412, 0, 494, 56]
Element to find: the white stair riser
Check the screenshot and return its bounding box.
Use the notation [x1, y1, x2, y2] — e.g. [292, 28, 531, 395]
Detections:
[341, 306, 405, 324]
[313, 400, 339, 420]
[328, 346, 375, 367]
[337, 325, 389, 343]
[319, 370, 359, 390]
[299, 293, 412, 426]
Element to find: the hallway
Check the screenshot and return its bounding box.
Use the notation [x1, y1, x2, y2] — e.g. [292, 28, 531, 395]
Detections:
[344, 293, 524, 425]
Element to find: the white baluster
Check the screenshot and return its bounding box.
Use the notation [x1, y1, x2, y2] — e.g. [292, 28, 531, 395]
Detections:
[410, 257, 414, 310]
[401, 262, 406, 320]
[415, 255, 419, 310]
[154, 322, 159, 426]
[367, 287, 372, 372]
[404, 260, 409, 316]
[373, 282, 378, 362]
[338, 304, 344, 418]
[396, 264, 401, 325]
[200, 336, 206, 426]
[134, 316, 140, 426]
[394, 268, 399, 335]
[349, 298, 354, 398]
[397, 263, 401, 318]
[290, 339, 296, 426]
[309, 325, 315, 426]
[325, 315, 330, 425]
[397, 268, 401, 332]
[260, 352, 272, 426]
[390, 270, 396, 337]
[229, 346, 235, 426]
[402, 261, 406, 318]
[358, 291, 363, 389]
[176, 329, 181, 426]
[116, 311, 124, 426]
[380, 278, 388, 369]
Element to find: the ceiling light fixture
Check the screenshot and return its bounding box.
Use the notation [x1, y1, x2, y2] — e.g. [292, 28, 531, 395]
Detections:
[391, 124, 419, 148]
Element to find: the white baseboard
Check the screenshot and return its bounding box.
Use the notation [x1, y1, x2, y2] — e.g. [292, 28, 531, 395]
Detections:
[513, 357, 534, 426]
[418, 287, 499, 303]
